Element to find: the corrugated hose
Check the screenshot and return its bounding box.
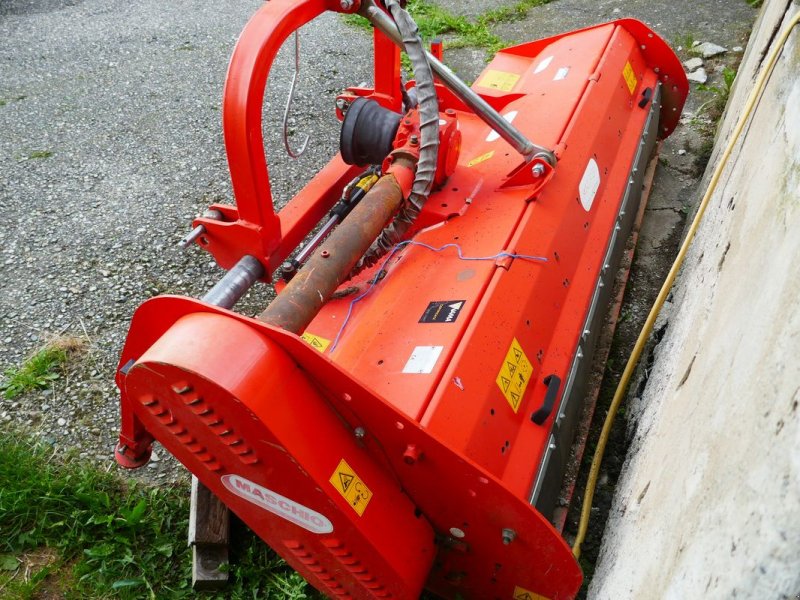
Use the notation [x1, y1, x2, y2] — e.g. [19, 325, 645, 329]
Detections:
[353, 0, 439, 273]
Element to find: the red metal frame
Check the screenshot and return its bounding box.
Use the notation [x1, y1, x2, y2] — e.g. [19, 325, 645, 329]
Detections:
[192, 0, 403, 278]
[116, 4, 688, 598]
[118, 296, 582, 599]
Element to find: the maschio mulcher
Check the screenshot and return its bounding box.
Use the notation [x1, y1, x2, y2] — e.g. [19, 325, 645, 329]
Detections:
[114, 1, 687, 598]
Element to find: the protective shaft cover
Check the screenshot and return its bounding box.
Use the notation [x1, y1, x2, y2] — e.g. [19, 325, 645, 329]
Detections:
[340, 97, 403, 166]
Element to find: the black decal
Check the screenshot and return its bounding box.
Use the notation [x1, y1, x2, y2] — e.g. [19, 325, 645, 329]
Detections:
[419, 300, 466, 324]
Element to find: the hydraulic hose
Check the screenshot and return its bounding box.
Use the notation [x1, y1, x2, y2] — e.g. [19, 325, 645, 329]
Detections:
[572, 9, 800, 561]
[354, 0, 439, 272]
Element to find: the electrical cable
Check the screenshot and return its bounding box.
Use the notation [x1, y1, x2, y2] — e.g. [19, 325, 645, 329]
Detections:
[330, 241, 548, 351]
[572, 10, 800, 560]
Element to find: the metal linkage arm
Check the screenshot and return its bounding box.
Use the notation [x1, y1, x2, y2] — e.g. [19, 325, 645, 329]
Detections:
[358, 0, 556, 165]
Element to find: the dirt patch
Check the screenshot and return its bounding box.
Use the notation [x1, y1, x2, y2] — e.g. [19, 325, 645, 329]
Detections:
[0, 547, 69, 600]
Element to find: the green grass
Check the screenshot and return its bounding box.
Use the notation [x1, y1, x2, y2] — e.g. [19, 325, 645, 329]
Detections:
[674, 32, 696, 52]
[0, 434, 317, 599]
[27, 150, 53, 160]
[0, 95, 26, 107]
[696, 66, 737, 118]
[0, 338, 85, 399]
[344, 0, 553, 53]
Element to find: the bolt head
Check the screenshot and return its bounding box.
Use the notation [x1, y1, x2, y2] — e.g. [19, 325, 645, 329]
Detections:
[354, 426, 366, 439]
[409, 135, 419, 146]
[403, 443, 422, 465]
[339, 0, 354, 9]
[532, 163, 546, 178]
[501, 528, 516, 545]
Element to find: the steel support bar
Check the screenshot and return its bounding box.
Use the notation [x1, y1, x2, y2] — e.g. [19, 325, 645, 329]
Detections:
[359, 0, 556, 165]
[202, 255, 265, 308]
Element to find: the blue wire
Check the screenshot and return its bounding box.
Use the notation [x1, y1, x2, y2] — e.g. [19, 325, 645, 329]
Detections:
[329, 241, 548, 352]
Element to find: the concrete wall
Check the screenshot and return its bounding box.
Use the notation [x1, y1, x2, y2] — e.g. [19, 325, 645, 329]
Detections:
[589, 1, 800, 598]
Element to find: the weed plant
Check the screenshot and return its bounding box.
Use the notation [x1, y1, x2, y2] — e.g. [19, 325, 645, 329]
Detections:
[0, 436, 317, 599]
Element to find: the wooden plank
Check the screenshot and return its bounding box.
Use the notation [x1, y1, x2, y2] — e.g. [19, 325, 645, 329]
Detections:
[189, 476, 230, 589]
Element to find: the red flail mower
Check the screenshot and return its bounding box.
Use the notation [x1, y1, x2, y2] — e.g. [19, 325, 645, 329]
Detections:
[114, 1, 687, 598]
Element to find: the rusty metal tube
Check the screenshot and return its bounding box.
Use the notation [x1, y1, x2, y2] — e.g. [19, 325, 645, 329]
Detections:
[258, 157, 415, 333]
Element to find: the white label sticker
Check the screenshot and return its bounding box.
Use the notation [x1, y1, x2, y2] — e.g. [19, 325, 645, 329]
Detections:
[534, 55, 553, 74]
[554, 66, 570, 81]
[579, 158, 601, 211]
[486, 111, 518, 142]
[402, 345, 444, 374]
[221, 474, 334, 534]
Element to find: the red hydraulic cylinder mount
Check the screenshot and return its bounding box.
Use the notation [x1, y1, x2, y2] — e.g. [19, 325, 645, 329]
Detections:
[115, 0, 688, 598]
[190, 0, 403, 280]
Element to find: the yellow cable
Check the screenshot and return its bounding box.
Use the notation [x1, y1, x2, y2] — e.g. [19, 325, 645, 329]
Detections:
[572, 9, 800, 561]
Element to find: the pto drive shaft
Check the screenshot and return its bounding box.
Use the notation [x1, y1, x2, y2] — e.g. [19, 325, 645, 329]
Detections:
[258, 157, 415, 334]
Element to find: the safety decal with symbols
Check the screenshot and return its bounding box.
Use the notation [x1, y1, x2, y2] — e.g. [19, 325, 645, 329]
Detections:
[301, 331, 331, 352]
[622, 61, 638, 95]
[496, 337, 534, 413]
[512, 585, 550, 600]
[329, 458, 373, 516]
[476, 69, 521, 92]
[467, 150, 495, 167]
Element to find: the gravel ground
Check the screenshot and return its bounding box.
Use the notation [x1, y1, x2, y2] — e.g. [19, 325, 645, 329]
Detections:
[0, 0, 757, 503]
[0, 0, 372, 482]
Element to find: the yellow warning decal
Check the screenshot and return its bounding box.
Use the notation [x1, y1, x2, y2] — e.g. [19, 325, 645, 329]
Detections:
[622, 61, 638, 95]
[496, 337, 534, 413]
[355, 173, 379, 192]
[329, 459, 373, 516]
[477, 69, 521, 92]
[467, 150, 495, 167]
[301, 332, 331, 352]
[513, 585, 550, 600]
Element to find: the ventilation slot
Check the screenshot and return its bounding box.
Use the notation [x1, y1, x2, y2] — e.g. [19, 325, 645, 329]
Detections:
[172, 382, 259, 466]
[285, 542, 353, 600]
[322, 539, 392, 597]
[137, 394, 222, 472]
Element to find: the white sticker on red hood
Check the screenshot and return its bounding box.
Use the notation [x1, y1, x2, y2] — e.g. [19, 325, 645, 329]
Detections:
[486, 111, 518, 142]
[579, 158, 601, 211]
[221, 474, 333, 534]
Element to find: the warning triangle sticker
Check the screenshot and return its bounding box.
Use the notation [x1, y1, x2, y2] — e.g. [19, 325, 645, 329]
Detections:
[311, 338, 323, 348]
[512, 348, 523, 362]
[506, 361, 517, 376]
[338, 472, 354, 493]
[501, 376, 511, 392]
[515, 593, 533, 600]
[510, 391, 520, 408]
